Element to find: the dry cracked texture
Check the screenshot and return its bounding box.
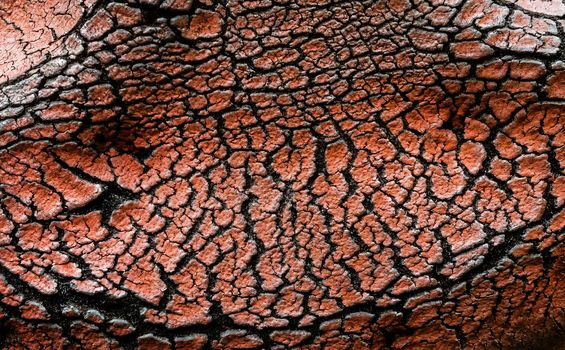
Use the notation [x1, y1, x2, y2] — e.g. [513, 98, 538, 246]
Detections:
[0, 0, 98, 85]
[0, 0, 564, 349]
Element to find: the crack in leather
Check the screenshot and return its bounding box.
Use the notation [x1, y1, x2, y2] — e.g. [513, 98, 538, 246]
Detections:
[0, 0, 563, 349]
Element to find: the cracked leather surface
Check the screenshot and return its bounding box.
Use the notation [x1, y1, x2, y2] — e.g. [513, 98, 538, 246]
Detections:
[0, 0, 564, 349]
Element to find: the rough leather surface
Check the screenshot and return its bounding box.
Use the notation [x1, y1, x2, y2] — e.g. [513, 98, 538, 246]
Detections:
[0, 0, 563, 349]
